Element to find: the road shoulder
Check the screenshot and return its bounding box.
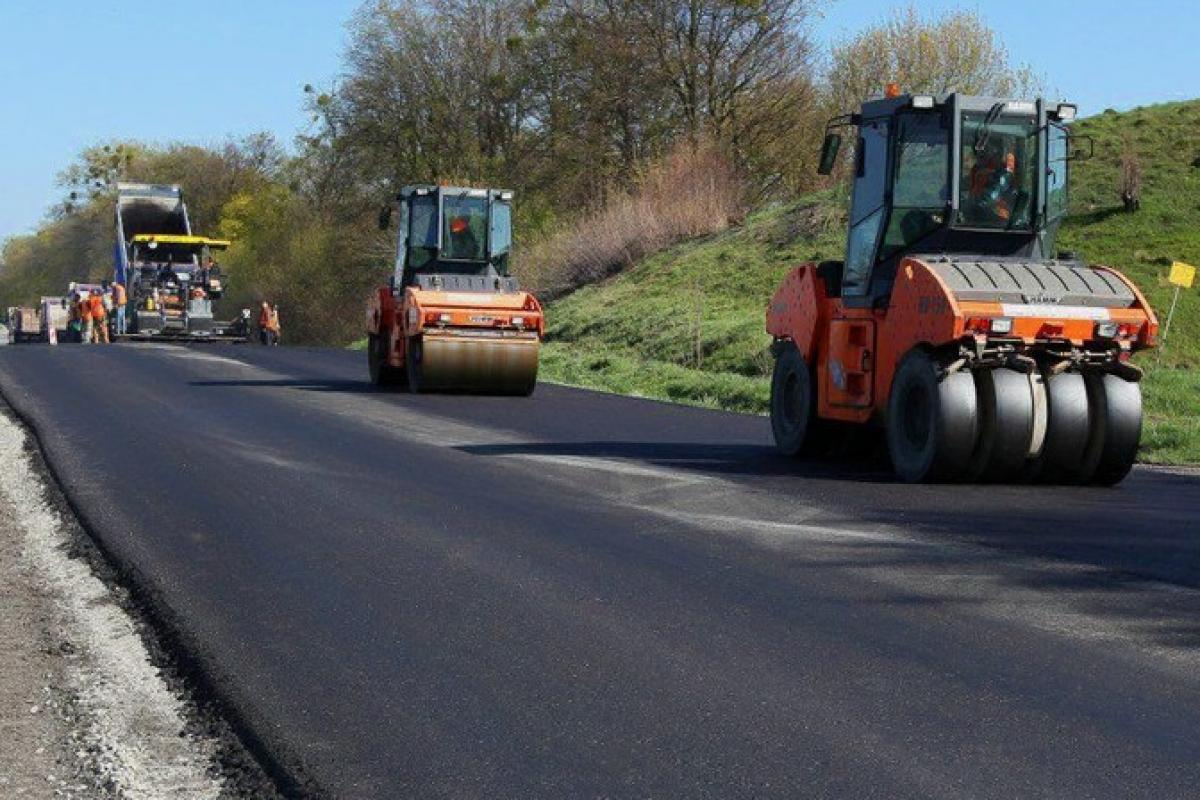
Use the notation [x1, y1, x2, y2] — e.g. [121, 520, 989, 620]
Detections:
[0, 407, 280, 799]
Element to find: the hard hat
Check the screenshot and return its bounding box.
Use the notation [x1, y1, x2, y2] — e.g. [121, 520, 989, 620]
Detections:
[450, 217, 469, 234]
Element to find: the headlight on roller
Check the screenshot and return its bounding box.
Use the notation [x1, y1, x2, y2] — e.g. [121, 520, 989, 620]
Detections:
[1095, 321, 1119, 338]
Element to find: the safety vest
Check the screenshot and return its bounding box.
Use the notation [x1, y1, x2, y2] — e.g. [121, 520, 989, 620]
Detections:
[970, 153, 1016, 220]
[114, 284, 127, 306]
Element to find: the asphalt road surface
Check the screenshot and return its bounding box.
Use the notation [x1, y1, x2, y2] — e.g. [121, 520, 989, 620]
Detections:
[1, 343, 1199, 799]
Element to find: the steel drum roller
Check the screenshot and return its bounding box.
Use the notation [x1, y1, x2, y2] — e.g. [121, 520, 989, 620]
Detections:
[419, 334, 540, 394]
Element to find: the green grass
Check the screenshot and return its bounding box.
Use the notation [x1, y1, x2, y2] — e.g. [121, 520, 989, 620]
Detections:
[1059, 100, 1200, 368]
[547, 191, 847, 379]
[539, 342, 769, 413]
[1141, 367, 1200, 464]
[542, 100, 1200, 464]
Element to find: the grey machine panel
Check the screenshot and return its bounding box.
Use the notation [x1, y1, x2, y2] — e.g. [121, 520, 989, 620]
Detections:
[919, 257, 1136, 308]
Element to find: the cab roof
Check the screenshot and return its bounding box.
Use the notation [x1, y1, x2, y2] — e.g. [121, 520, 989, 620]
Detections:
[399, 185, 513, 199]
[857, 92, 1074, 122]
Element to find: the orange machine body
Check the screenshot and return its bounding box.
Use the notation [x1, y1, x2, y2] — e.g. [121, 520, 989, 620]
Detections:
[367, 283, 544, 370]
[767, 256, 1159, 425]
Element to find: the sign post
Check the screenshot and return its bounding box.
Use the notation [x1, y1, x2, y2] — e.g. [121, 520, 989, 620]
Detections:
[1159, 261, 1195, 362]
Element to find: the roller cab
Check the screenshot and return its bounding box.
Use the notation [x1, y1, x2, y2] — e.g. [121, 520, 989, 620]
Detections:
[767, 91, 1157, 484]
[367, 185, 542, 395]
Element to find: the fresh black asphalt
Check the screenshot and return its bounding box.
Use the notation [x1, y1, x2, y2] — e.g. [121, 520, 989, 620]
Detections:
[1, 343, 1198, 798]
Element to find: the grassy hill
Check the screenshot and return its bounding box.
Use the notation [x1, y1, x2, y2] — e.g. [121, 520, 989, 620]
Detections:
[540, 99, 1200, 463]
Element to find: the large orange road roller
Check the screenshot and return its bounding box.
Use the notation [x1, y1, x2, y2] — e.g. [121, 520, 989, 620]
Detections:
[367, 185, 543, 395]
[767, 92, 1157, 484]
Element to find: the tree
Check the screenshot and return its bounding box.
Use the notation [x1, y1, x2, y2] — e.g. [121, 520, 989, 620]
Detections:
[828, 6, 1042, 111]
[329, 0, 530, 193]
[1, 137, 283, 310]
[630, 0, 816, 148]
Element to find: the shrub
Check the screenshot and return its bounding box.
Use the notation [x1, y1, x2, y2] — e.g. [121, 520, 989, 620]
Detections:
[517, 140, 746, 298]
[1119, 140, 1143, 213]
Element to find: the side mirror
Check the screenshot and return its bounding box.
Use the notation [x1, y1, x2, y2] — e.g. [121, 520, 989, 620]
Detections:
[378, 204, 393, 231]
[1068, 134, 1095, 162]
[818, 133, 842, 175]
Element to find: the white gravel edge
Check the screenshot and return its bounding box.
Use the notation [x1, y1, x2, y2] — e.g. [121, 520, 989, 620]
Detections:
[0, 411, 225, 800]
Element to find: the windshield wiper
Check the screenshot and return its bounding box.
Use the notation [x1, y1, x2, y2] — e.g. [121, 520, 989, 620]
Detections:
[973, 102, 1007, 155]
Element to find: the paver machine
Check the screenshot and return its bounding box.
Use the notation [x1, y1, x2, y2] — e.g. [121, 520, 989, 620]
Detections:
[115, 183, 247, 341]
[367, 185, 543, 394]
[766, 91, 1157, 484]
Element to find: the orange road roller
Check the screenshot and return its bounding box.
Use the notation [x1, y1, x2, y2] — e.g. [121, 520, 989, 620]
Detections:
[367, 185, 543, 395]
[767, 92, 1157, 484]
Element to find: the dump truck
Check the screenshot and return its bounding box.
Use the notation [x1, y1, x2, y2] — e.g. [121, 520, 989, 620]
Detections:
[40, 296, 70, 342]
[114, 183, 247, 341]
[766, 92, 1157, 485]
[366, 185, 543, 394]
[8, 306, 42, 343]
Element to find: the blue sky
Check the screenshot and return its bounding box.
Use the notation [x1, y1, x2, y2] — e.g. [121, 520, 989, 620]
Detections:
[1, 0, 1197, 242]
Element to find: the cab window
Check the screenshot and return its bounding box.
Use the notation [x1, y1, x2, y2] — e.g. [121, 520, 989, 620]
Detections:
[489, 200, 512, 274]
[408, 194, 438, 270]
[1046, 123, 1070, 222]
[958, 113, 1038, 229]
[880, 112, 948, 260]
[442, 194, 488, 261]
[844, 119, 889, 294]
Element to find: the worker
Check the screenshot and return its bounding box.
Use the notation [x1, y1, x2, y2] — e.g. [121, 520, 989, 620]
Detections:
[112, 281, 128, 335]
[258, 301, 272, 346]
[78, 292, 93, 345]
[268, 304, 281, 346]
[447, 215, 480, 259]
[67, 295, 82, 343]
[88, 289, 109, 344]
[967, 137, 1019, 225]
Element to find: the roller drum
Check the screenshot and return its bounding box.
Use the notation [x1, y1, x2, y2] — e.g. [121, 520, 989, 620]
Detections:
[415, 334, 539, 395]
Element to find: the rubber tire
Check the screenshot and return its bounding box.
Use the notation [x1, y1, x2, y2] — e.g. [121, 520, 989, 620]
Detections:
[966, 368, 1035, 482]
[887, 350, 979, 483]
[405, 336, 425, 394]
[368, 333, 404, 388]
[1084, 373, 1142, 486]
[1034, 371, 1092, 484]
[769, 344, 840, 457]
[770, 345, 817, 456]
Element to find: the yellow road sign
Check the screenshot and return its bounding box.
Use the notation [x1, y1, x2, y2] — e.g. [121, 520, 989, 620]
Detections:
[1169, 261, 1195, 289]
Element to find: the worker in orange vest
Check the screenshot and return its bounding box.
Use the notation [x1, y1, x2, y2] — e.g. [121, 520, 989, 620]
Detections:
[88, 290, 109, 344]
[258, 301, 272, 345]
[968, 137, 1019, 225]
[267, 304, 281, 346]
[112, 281, 128, 335]
[78, 293, 93, 344]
